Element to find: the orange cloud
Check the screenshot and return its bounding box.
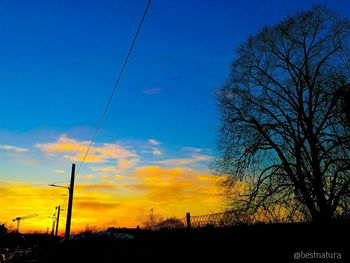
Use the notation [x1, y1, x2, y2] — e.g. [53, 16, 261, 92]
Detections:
[75, 200, 121, 211]
[126, 166, 224, 215]
[118, 159, 138, 169]
[35, 135, 138, 166]
[75, 181, 118, 192]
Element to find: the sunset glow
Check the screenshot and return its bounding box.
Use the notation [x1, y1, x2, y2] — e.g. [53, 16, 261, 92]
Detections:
[0, 134, 222, 233]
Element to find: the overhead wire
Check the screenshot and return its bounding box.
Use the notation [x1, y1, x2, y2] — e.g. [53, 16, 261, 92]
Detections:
[75, 0, 152, 176]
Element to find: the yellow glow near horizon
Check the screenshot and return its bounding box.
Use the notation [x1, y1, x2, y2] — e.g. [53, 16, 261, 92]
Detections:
[0, 166, 224, 234]
[0, 135, 227, 233]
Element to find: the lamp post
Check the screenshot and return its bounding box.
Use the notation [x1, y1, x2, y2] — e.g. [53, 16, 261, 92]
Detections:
[49, 163, 76, 242]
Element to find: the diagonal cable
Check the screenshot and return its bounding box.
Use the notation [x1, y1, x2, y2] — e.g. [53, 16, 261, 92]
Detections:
[76, 0, 152, 176]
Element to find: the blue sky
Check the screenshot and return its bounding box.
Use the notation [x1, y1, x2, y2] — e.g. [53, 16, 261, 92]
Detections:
[0, 0, 350, 180]
[0, 0, 350, 229]
[1, 0, 349, 151]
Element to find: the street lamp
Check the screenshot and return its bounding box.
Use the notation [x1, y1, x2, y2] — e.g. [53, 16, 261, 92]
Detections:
[48, 184, 69, 189]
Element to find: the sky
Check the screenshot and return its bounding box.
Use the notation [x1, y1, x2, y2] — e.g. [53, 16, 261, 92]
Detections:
[0, 0, 350, 233]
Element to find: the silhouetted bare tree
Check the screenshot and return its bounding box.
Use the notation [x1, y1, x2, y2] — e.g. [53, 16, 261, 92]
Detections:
[216, 5, 350, 223]
[138, 211, 164, 229]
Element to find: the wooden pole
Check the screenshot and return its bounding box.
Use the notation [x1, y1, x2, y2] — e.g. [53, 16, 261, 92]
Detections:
[55, 206, 60, 236]
[186, 212, 191, 229]
[65, 164, 75, 242]
[51, 214, 55, 236]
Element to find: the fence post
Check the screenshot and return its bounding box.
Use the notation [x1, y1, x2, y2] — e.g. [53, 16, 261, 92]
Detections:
[186, 212, 191, 229]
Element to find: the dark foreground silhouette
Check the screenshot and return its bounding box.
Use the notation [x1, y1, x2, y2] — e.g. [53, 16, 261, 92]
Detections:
[1, 221, 349, 262]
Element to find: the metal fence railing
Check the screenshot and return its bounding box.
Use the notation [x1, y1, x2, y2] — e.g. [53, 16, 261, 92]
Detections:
[146, 208, 306, 230]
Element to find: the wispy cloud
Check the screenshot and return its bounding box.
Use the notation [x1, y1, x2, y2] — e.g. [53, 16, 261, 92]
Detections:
[182, 146, 204, 153]
[79, 174, 96, 179]
[146, 139, 162, 156]
[0, 145, 29, 153]
[152, 149, 162, 156]
[142, 88, 163, 95]
[156, 154, 213, 166]
[91, 166, 119, 174]
[118, 159, 138, 169]
[51, 170, 65, 174]
[148, 139, 160, 146]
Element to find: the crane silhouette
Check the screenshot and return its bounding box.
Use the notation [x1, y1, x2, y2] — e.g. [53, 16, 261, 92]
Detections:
[12, 214, 38, 233]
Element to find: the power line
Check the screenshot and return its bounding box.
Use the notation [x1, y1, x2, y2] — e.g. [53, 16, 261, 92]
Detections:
[60, 191, 68, 211]
[75, 0, 152, 176]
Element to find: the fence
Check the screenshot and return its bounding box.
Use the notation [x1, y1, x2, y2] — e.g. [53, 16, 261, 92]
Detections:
[147, 208, 306, 230]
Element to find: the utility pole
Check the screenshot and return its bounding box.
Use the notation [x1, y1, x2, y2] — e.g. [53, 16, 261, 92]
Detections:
[55, 205, 60, 236]
[151, 208, 154, 225]
[186, 212, 191, 229]
[65, 163, 76, 242]
[51, 213, 56, 236]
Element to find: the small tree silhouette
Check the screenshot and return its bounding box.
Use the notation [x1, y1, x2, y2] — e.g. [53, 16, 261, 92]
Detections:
[138, 211, 164, 228]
